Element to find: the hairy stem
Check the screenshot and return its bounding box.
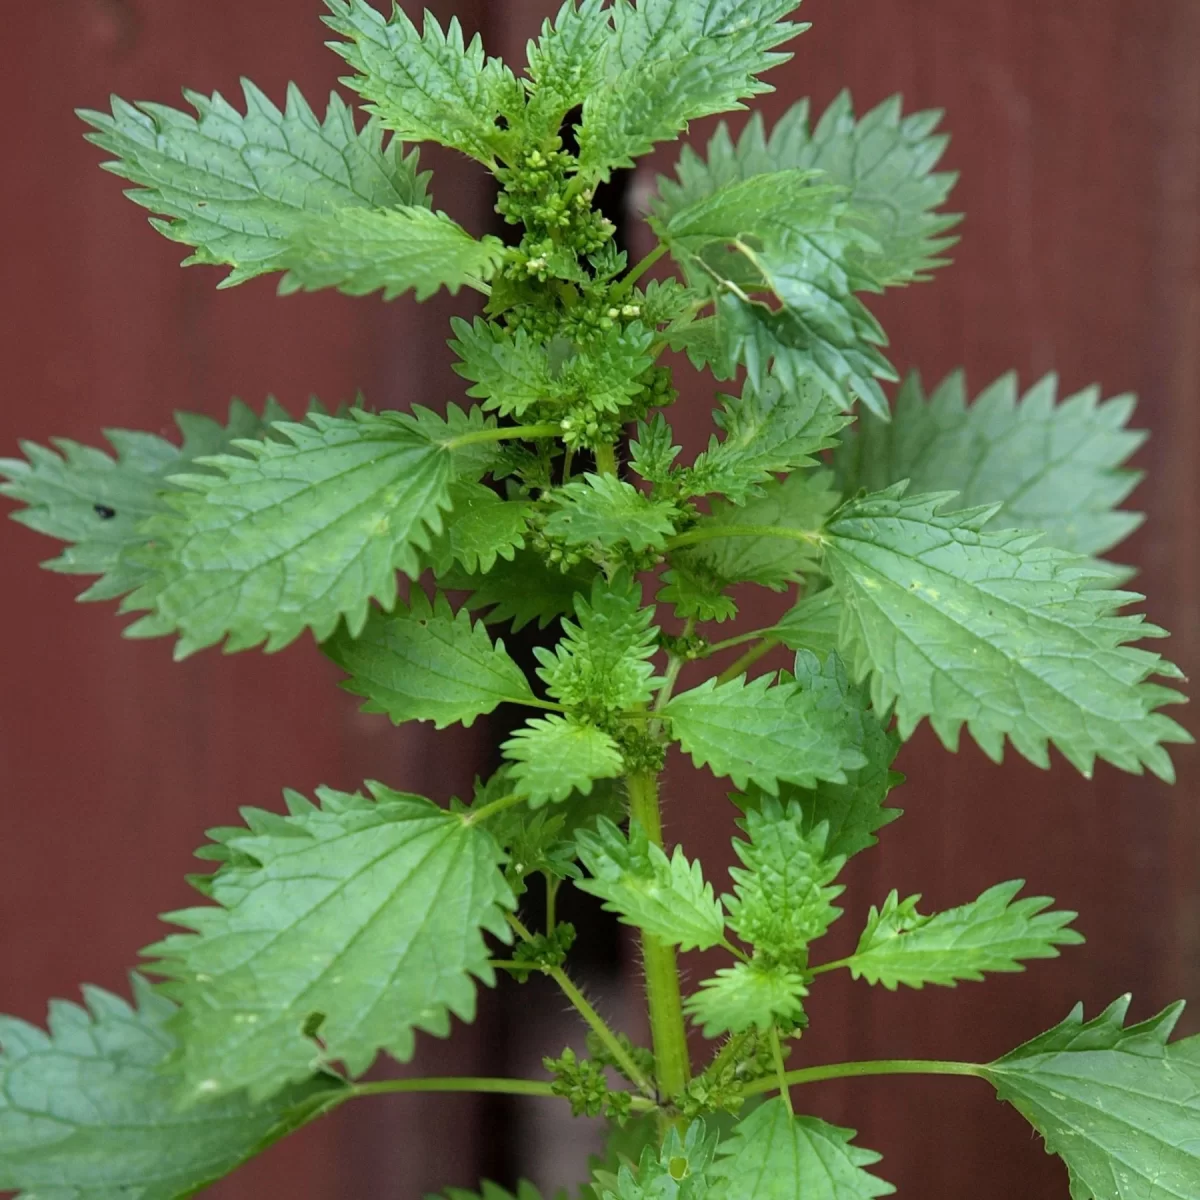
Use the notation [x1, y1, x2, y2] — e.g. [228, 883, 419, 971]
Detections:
[594, 441, 618, 476]
[666, 524, 824, 552]
[507, 913, 656, 1097]
[770, 1028, 793, 1116]
[466, 792, 525, 825]
[613, 243, 668, 299]
[714, 638, 780, 686]
[740, 1058, 985, 1099]
[352, 1076, 558, 1100]
[447, 423, 562, 450]
[626, 770, 691, 1106]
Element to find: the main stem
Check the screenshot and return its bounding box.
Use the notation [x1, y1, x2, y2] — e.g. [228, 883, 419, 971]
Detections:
[626, 769, 691, 1104]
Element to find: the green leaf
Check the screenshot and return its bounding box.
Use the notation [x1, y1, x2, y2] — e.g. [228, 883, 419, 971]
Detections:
[436, 1183, 547, 1200]
[79, 83, 430, 287]
[983, 996, 1200, 1200]
[535, 572, 662, 714]
[684, 960, 808, 1037]
[522, 0, 617, 136]
[125, 411, 459, 656]
[629, 415, 682, 486]
[676, 469, 838, 590]
[146, 784, 514, 1102]
[765, 587, 842, 655]
[683, 377, 850, 504]
[842, 881, 1082, 990]
[423, 481, 533, 575]
[446, 550, 599, 631]
[0, 976, 344, 1200]
[734, 650, 901, 862]
[276, 205, 505, 301]
[710, 1099, 894, 1199]
[324, 0, 521, 164]
[665, 668, 867, 793]
[604, 1122, 718, 1200]
[724, 795, 844, 963]
[324, 592, 536, 729]
[575, 818, 726, 952]
[657, 559, 739, 624]
[657, 91, 959, 288]
[835, 371, 1147, 558]
[546, 474, 680, 553]
[824, 486, 1191, 780]
[0, 399, 291, 604]
[501, 716, 624, 807]
[577, 0, 806, 180]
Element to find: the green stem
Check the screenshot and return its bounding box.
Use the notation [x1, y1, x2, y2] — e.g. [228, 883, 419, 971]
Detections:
[467, 792, 526, 826]
[626, 770, 691, 1104]
[703, 628, 775, 657]
[508, 913, 656, 1098]
[614, 243, 668, 299]
[546, 874, 558, 934]
[594, 441, 619, 476]
[740, 1058, 984, 1099]
[666, 525, 824, 552]
[448, 423, 561, 450]
[352, 1076, 558, 1100]
[770, 1028, 793, 1116]
[714, 638, 779, 686]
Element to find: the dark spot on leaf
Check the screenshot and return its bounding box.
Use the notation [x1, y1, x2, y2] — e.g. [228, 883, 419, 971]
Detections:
[94, 504, 117, 520]
[494, 113, 509, 131]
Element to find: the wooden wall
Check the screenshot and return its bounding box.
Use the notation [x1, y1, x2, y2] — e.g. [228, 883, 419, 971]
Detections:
[1, 1, 1196, 1197]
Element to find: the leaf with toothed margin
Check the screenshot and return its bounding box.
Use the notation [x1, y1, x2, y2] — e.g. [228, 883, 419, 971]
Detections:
[983, 996, 1200, 1200]
[501, 716, 624, 807]
[422, 481, 533, 576]
[324, 591, 537, 729]
[78, 80, 431, 288]
[685, 960, 809, 1037]
[122, 410, 463, 657]
[0, 975, 346, 1200]
[823, 485, 1191, 780]
[143, 784, 514, 1103]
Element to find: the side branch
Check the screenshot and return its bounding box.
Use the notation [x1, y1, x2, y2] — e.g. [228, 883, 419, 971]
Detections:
[740, 1058, 985, 1099]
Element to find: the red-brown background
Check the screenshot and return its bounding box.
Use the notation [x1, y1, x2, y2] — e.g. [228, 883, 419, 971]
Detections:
[2, 1, 1198, 1197]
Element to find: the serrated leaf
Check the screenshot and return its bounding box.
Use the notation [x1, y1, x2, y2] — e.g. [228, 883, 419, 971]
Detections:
[684, 960, 808, 1037]
[522, 0, 616, 135]
[324, 592, 536, 729]
[79, 83, 430, 287]
[675, 469, 838, 591]
[835, 371, 1147, 558]
[725, 795, 844, 963]
[824, 486, 1191, 780]
[546, 474, 680, 553]
[577, 0, 806, 180]
[842, 881, 1082, 990]
[0, 976, 344, 1200]
[602, 1122, 718, 1200]
[124, 411, 460, 656]
[324, 0, 521, 164]
[665, 667, 867, 793]
[984, 997, 1200, 1200]
[277, 205, 505, 300]
[501, 716, 624, 807]
[535, 572, 662, 713]
[657, 559, 739, 624]
[683, 377, 850, 504]
[657, 91, 959, 288]
[710, 1099, 894, 1199]
[765, 587, 842, 655]
[0, 399, 292, 605]
[575, 818, 726, 952]
[145, 784, 514, 1102]
[423, 481, 532, 575]
[734, 650, 901, 861]
[629, 415, 682, 485]
[446, 550, 600, 631]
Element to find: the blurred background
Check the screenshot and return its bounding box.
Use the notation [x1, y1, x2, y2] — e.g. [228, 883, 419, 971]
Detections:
[2, 1, 1198, 1196]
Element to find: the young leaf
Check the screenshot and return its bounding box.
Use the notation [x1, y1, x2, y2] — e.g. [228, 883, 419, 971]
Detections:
[324, 592, 537, 729]
[765, 587, 842, 656]
[422, 481, 533, 575]
[682, 377, 850, 504]
[446, 550, 599, 631]
[0, 399, 292, 604]
[577, 0, 806, 180]
[724, 796, 845, 963]
[734, 650, 901, 862]
[146, 784, 514, 1102]
[841, 881, 1083, 990]
[983, 997, 1200, 1200]
[324, 0, 521, 164]
[824, 486, 1191, 780]
[545, 474, 680, 553]
[664, 667, 867, 794]
[684, 960, 808, 1038]
[602, 1122, 718, 1200]
[834, 371, 1147, 558]
[710, 1099, 895, 1199]
[522, 0, 615, 133]
[535, 573, 662, 713]
[79, 84, 430, 287]
[657, 91, 959, 288]
[125, 411, 460, 656]
[501, 716, 624, 807]
[277, 205, 505, 300]
[575, 818, 727, 952]
[629, 414, 682, 486]
[0, 976, 344, 1200]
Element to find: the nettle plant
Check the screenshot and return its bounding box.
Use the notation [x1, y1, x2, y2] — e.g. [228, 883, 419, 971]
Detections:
[1, 1, 1197, 1197]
